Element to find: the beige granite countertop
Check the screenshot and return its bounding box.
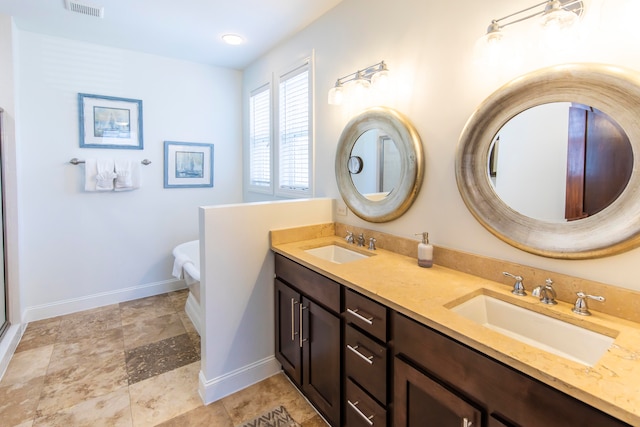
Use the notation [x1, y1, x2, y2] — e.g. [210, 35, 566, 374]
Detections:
[271, 228, 640, 425]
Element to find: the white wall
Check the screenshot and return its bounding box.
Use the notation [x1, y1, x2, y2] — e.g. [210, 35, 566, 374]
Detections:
[495, 103, 570, 222]
[242, 0, 640, 291]
[0, 13, 24, 381]
[198, 198, 333, 403]
[15, 31, 243, 320]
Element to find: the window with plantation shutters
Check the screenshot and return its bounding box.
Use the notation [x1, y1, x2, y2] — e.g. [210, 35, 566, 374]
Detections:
[249, 84, 271, 190]
[277, 62, 311, 194]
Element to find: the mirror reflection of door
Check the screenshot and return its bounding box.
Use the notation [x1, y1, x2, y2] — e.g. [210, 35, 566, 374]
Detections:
[379, 135, 401, 194]
[490, 102, 633, 222]
[350, 129, 401, 201]
[565, 104, 633, 220]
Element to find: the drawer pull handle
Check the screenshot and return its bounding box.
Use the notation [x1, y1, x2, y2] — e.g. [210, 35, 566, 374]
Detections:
[299, 303, 307, 348]
[347, 308, 374, 325]
[346, 344, 374, 365]
[290, 298, 299, 342]
[462, 417, 473, 427]
[347, 400, 374, 426]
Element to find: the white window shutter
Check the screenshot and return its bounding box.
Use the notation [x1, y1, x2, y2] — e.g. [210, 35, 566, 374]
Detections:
[278, 63, 310, 192]
[249, 85, 271, 189]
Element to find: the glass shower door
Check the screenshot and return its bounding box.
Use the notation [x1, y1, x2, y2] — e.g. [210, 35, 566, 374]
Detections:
[0, 109, 7, 339]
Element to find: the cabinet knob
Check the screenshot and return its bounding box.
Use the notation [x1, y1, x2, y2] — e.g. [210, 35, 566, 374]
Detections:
[462, 417, 473, 427]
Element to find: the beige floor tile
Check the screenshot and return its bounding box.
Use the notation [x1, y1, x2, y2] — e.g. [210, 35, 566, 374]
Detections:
[221, 374, 318, 425]
[36, 351, 128, 417]
[16, 318, 61, 354]
[167, 289, 189, 312]
[47, 328, 124, 374]
[155, 401, 232, 427]
[122, 313, 186, 350]
[57, 305, 122, 342]
[301, 414, 329, 426]
[1, 345, 53, 386]
[32, 387, 132, 427]
[120, 295, 177, 326]
[129, 361, 201, 427]
[178, 311, 197, 337]
[0, 376, 45, 427]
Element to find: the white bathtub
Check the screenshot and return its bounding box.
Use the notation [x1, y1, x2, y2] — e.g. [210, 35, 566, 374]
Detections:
[172, 240, 202, 336]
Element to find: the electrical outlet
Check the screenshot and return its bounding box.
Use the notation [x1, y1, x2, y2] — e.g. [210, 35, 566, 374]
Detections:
[336, 203, 347, 216]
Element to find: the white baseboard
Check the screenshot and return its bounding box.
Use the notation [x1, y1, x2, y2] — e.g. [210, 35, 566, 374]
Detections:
[184, 292, 202, 336]
[198, 356, 281, 405]
[23, 279, 186, 323]
[0, 323, 25, 381]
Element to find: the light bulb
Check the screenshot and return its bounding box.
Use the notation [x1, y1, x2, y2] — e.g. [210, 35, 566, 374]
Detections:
[539, 1, 581, 53]
[473, 22, 521, 71]
[327, 85, 344, 106]
[351, 76, 371, 100]
[371, 62, 390, 90]
[540, 1, 580, 31]
[221, 34, 244, 45]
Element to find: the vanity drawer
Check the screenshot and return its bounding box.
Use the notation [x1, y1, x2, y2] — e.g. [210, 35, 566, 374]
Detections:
[345, 288, 387, 341]
[275, 254, 340, 313]
[346, 378, 387, 427]
[345, 325, 387, 404]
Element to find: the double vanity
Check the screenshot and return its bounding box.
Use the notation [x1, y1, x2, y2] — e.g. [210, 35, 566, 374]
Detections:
[271, 223, 640, 426]
[268, 62, 640, 425]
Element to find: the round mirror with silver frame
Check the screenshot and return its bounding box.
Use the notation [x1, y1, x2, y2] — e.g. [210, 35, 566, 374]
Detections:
[456, 63, 640, 259]
[336, 107, 424, 222]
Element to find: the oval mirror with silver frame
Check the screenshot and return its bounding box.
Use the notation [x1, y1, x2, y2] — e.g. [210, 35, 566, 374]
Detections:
[456, 63, 640, 259]
[336, 107, 424, 222]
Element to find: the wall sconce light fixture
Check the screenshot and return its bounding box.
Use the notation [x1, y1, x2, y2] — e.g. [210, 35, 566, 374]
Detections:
[328, 61, 389, 106]
[475, 0, 584, 65]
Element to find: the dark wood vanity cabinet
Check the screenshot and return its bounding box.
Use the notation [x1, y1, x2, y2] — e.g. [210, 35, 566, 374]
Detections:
[274, 253, 631, 427]
[344, 288, 390, 427]
[394, 355, 481, 426]
[274, 255, 341, 426]
[393, 312, 630, 427]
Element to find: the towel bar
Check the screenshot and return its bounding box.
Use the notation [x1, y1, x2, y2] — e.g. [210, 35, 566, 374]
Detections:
[70, 158, 151, 165]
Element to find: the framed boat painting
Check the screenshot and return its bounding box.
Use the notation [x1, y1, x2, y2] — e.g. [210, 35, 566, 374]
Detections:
[78, 93, 143, 149]
[164, 141, 214, 188]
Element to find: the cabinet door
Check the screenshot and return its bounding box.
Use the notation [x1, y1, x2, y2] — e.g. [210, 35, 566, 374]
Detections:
[275, 279, 302, 385]
[394, 357, 482, 427]
[302, 297, 341, 426]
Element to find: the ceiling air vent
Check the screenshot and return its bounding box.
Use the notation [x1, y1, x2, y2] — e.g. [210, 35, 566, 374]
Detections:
[64, 0, 104, 18]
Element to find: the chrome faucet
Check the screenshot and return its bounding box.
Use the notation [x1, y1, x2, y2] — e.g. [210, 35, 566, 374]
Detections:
[533, 278, 557, 305]
[345, 231, 355, 244]
[356, 233, 365, 247]
[503, 271, 526, 296]
[572, 292, 605, 316]
[368, 237, 377, 251]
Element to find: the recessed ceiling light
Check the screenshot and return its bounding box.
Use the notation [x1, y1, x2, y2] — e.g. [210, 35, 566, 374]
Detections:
[222, 34, 244, 45]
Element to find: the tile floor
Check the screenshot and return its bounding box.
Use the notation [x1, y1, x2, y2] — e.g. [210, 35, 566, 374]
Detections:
[0, 289, 327, 426]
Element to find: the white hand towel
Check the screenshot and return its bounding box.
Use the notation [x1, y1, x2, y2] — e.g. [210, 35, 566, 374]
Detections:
[172, 254, 193, 279]
[95, 159, 116, 191]
[114, 159, 141, 191]
[84, 159, 98, 192]
[84, 159, 116, 192]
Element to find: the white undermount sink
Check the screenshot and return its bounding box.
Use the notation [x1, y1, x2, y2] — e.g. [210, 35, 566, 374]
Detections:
[304, 244, 371, 264]
[450, 294, 616, 366]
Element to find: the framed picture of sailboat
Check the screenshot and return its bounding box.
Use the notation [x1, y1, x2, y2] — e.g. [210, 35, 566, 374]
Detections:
[164, 141, 214, 188]
[78, 93, 143, 149]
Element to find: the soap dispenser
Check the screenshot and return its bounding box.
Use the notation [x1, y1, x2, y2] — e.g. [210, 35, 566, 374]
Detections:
[415, 232, 433, 268]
